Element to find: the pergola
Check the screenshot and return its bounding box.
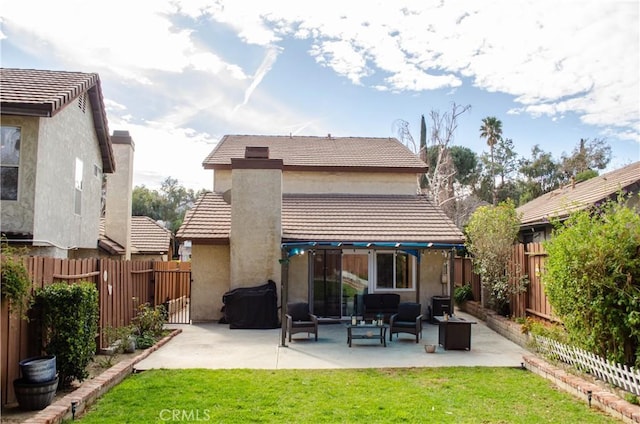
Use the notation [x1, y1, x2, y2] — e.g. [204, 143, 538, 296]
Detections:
[279, 241, 465, 346]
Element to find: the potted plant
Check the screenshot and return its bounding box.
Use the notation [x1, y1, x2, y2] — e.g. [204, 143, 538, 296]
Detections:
[0, 240, 33, 320]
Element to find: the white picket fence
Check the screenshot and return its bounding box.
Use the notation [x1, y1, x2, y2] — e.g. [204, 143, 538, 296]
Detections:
[534, 335, 640, 396]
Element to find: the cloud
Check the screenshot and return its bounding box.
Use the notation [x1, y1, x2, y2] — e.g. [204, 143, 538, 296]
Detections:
[193, 0, 638, 140]
[233, 46, 282, 114]
[108, 116, 217, 190]
[1, 0, 637, 182]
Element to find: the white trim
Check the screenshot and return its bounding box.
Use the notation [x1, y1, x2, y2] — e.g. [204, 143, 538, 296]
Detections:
[372, 250, 416, 291]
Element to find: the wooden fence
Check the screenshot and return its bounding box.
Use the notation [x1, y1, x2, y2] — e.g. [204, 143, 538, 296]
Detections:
[1, 257, 190, 407]
[453, 242, 553, 320]
[535, 335, 640, 396]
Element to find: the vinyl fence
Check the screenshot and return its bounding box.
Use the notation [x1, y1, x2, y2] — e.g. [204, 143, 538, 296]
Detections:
[534, 335, 640, 396]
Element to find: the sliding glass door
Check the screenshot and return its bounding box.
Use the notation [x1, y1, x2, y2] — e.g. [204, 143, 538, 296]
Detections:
[312, 250, 341, 317]
[312, 250, 370, 318]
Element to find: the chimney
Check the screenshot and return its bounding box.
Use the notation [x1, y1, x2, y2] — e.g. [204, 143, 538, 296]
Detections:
[229, 147, 283, 288]
[104, 130, 134, 259]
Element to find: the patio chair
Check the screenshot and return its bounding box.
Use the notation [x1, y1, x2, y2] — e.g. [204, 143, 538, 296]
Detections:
[389, 302, 423, 343]
[286, 302, 319, 342]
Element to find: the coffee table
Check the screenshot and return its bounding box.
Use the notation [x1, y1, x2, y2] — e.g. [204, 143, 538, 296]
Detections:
[346, 323, 390, 347]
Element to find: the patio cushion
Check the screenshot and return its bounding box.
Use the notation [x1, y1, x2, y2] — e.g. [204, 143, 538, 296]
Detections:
[397, 302, 421, 321]
[288, 302, 310, 322]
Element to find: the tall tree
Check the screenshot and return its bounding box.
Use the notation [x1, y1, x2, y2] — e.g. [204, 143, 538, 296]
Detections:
[449, 146, 478, 186]
[479, 116, 503, 205]
[132, 177, 207, 234]
[419, 114, 428, 189]
[560, 138, 612, 180]
[493, 138, 518, 186]
[518, 145, 561, 204]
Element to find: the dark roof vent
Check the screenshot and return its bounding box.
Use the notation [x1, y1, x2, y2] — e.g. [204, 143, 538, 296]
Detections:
[245, 146, 269, 159]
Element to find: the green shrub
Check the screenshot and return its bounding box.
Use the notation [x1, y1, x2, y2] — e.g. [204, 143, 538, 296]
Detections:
[625, 393, 639, 405]
[454, 283, 473, 305]
[0, 241, 33, 319]
[544, 196, 640, 367]
[36, 281, 99, 388]
[464, 200, 527, 314]
[132, 302, 167, 348]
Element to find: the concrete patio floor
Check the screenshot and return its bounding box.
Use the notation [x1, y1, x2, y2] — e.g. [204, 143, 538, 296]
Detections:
[135, 311, 528, 371]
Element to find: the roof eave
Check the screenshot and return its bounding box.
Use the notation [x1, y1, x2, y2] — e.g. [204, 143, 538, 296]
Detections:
[0, 104, 53, 117]
[204, 163, 428, 173]
[88, 83, 115, 173]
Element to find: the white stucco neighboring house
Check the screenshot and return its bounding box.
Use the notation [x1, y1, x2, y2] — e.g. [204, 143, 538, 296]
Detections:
[1, 68, 116, 258]
[178, 135, 465, 323]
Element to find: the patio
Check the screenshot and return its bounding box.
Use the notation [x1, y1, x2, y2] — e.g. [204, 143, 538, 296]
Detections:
[135, 311, 528, 371]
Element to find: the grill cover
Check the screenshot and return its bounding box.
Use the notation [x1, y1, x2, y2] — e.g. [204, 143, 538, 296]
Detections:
[221, 280, 279, 329]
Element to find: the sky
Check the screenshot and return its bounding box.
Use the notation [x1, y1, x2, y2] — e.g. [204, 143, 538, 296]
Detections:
[1, 0, 639, 191]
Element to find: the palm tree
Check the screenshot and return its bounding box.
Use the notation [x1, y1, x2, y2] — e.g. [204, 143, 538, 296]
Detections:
[479, 116, 503, 205]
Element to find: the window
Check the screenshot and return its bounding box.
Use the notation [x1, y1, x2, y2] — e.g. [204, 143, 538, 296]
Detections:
[74, 158, 83, 215]
[1, 126, 21, 200]
[375, 251, 414, 290]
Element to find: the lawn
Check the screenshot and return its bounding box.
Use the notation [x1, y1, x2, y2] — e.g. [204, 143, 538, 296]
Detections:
[79, 367, 617, 423]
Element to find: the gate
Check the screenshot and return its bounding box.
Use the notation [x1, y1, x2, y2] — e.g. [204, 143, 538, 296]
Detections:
[154, 262, 192, 324]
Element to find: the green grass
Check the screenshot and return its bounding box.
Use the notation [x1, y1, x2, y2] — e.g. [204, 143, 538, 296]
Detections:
[78, 368, 617, 423]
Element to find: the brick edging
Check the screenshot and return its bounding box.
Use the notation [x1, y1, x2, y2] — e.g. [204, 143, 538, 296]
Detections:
[524, 355, 640, 423]
[21, 329, 182, 424]
[459, 302, 639, 423]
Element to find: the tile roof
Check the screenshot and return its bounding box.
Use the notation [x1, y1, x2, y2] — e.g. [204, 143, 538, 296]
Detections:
[202, 135, 427, 172]
[282, 194, 463, 243]
[0, 68, 115, 173]
[517, 161, 640, 226]
[176, 192, 231, 242]
[177, 192, 464, 244]
[99, 217, 173, 254]
[130, 216, 173, 254]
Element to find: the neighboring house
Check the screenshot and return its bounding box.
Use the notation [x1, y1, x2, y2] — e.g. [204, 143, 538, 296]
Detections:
[1, 68, 115, 258]
[517, 161, 640, 242]
[178, 240, 192, 262]
[178, 135, 464, 322]
[99, 216, 173, 261]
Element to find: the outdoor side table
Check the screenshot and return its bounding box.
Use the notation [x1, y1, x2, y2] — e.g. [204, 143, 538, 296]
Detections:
[434, 316, 477, 350]
[346, 323, 389, 347]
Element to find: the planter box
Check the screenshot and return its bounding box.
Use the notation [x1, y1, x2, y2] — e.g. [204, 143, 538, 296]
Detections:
[19, 356, 56, 383]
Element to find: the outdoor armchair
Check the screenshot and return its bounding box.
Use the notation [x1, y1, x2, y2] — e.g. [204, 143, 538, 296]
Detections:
[389, 302, 423, 343]
[286, 302, 319, 342]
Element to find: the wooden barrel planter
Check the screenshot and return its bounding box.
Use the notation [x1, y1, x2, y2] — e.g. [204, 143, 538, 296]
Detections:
[13, 376, 59, 410]
[19, 355, 56, 383]
[15, 355, 58, 410]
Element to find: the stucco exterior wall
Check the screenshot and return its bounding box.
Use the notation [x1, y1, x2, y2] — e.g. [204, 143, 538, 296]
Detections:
[418, 251, 450, 316]
[287, 254, 309, 303]
[105, 139, 134, 259]
[229, 166, 282, 288]
[214, 169, 418, 195]
[31, 96, 104, 256]
[0, 116, 38, 235]
[191, 244, 230, 321]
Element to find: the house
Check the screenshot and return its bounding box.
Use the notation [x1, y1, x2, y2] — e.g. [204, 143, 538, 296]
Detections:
[1, 68, 115, 258]
[177, 135, 465, 322]
[517, 161, 640, 242]
[99, 216, 173, 261]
